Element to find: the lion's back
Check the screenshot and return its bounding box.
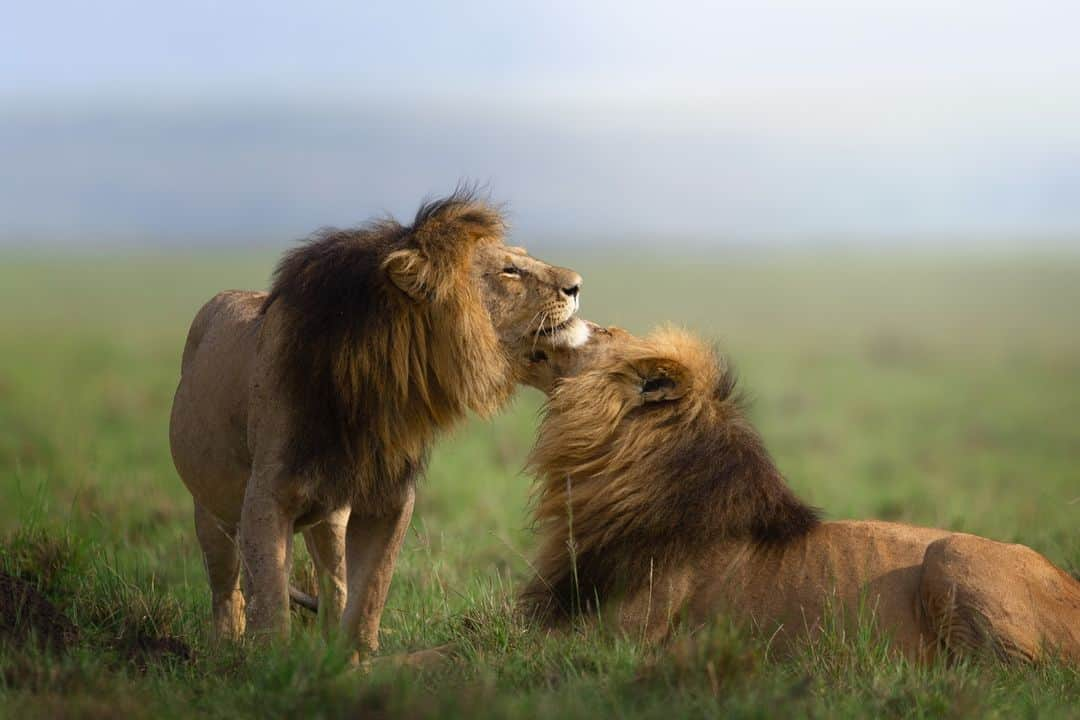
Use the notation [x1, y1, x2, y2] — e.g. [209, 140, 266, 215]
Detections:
[178, 290, 265, 371]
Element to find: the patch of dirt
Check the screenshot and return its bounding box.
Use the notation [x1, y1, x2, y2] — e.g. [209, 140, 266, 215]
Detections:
[116, 633, 192, 672]
[0, 571, 79, 652]
[1, 567, 192, 671]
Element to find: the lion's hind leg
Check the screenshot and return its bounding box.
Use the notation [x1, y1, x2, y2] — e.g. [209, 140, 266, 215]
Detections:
[920, 534, 1080, 664]
[194, 502, 245, 640]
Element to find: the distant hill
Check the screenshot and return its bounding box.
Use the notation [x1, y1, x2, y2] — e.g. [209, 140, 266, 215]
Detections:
[2, 100, 1079, 247]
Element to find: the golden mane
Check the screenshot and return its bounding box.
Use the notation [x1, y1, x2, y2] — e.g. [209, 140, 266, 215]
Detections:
[262, 190, 515, 512]
[523, 328, 820, 623]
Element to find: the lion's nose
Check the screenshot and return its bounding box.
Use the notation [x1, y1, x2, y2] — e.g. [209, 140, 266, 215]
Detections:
[562, 283, 580, 299]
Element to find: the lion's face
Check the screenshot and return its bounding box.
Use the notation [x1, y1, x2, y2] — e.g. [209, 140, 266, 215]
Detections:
[518, 322, 631, 394]
[472, 243, 590, 356]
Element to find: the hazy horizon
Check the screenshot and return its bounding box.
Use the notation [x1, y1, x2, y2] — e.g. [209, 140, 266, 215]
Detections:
[4, 1, 1079, 247]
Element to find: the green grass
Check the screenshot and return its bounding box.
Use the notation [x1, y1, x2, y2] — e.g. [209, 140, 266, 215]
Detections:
[1, 249, 1078, 718]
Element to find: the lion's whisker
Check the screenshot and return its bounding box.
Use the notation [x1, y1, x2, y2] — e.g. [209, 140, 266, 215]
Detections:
[532, 311, 549, 352]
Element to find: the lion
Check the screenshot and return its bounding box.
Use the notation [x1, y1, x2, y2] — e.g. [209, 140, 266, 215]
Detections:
[168, 190, 589, 658]
[519, 326, 1080, 664]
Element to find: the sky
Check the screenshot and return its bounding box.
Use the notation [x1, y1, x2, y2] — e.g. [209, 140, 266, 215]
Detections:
[3, 1, 1079, 245]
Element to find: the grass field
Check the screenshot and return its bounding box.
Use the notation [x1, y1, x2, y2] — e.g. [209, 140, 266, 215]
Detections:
[1, 249, 1078, 718]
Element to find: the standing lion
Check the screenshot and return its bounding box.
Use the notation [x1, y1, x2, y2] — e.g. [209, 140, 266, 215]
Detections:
[169, 190, 588, 659]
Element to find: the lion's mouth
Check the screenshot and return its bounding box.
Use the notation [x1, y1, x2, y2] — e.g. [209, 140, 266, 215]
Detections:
[537, 317, 573, 337]
[536, 316, 590, 348]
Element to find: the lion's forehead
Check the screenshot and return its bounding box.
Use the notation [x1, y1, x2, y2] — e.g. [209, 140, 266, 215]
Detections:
[478, 243, 567, 278]
[477, 243, 527, 263]
[518, 254, 569, 277]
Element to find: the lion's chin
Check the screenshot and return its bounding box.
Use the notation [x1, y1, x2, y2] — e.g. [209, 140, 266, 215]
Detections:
[545, 317, 591, 349]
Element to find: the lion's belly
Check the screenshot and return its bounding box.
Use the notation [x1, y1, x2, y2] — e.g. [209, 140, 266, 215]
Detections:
[169, 291, 265, 529]
[695, 521, 954, 660]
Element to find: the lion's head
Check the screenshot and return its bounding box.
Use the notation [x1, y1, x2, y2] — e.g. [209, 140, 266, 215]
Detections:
[381, 200, 589, 356]
[518, 322, 631, 394]
[522, 327, 819, 623]
[261, 189, 588, 509]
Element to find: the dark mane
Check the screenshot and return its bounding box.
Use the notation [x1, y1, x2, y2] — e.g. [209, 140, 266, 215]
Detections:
[522, 329, 820, 623]
[260, 190, 513, 512]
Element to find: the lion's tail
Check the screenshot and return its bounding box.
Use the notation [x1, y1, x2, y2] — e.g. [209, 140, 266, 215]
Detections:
[288, 585, 318, 614]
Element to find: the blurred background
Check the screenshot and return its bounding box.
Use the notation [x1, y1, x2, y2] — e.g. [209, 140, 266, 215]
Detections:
[3, 0, 1080, 247]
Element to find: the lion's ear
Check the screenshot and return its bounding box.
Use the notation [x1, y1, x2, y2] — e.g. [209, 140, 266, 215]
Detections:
[635, 357, 691, 403]
[383, 249, 432, 301]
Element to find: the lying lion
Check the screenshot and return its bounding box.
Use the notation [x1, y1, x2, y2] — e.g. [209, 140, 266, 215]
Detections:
[518, 326, 1080, 664]
[169, 190, 589, 658]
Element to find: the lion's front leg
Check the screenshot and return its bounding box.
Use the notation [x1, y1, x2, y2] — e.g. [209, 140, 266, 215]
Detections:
[340, 485, 416, 662]
[303, 507, 350, 640]
[238, 470, 295, 640]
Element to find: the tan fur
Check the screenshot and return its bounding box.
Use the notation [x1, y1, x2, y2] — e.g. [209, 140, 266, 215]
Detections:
[523, 327, 1080, 664]
[169, 192, 586, 658]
